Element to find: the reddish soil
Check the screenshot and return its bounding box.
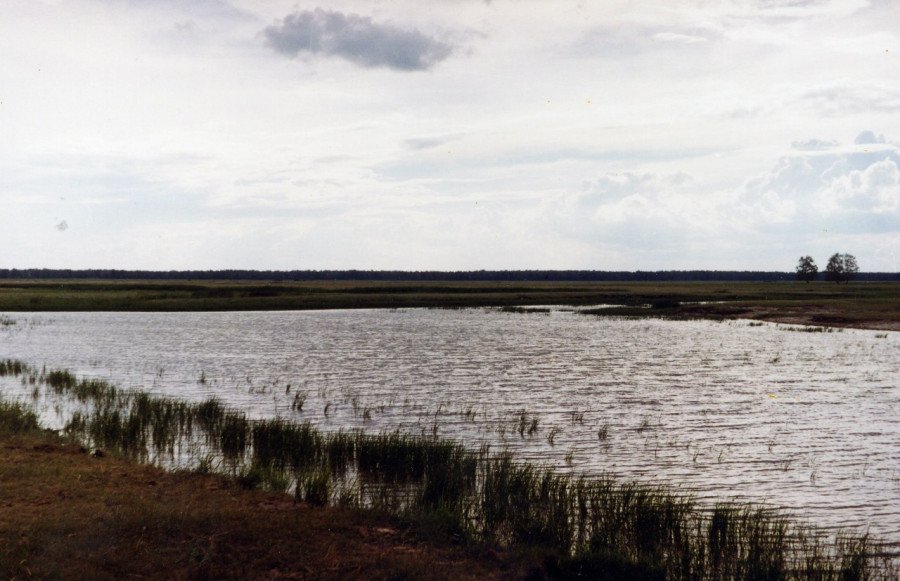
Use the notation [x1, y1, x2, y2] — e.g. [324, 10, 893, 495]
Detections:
[0, 435, 537, 580]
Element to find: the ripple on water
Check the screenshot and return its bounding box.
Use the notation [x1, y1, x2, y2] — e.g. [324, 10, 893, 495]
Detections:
[0, 309, 898, 543]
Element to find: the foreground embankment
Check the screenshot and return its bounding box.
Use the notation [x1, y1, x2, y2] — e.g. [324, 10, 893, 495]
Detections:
[0, 430, 533, 580]
[1, 360, 897, 580]
[0, 280, 898, 330]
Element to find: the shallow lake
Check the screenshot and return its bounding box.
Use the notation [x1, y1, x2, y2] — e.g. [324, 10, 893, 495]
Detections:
[1, 308, 898, 543]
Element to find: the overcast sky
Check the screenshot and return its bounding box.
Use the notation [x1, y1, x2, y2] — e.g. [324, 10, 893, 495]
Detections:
[2, 0, 898, 271]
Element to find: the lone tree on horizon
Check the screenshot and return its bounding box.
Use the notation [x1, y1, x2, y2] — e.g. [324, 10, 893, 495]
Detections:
[795, 256, 818, 283]
[824, 253, 859, 284]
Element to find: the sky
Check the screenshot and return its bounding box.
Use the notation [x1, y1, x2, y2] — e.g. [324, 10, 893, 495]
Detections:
[2, 0, 898, 271]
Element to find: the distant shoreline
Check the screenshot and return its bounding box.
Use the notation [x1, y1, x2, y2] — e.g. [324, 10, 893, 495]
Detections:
[2, 268, 899, 282]
[1, 279, 898, 331]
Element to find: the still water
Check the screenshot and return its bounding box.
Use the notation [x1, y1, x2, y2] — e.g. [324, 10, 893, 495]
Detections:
[1, 308, 898, 542]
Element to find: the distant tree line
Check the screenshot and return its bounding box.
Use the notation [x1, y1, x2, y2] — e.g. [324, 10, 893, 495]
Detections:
[795, 253, 863, 283]
[1, 268, 897, 282]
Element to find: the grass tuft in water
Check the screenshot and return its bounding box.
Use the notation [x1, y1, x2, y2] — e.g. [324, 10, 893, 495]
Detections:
[0, 359, 29, 377]
[597, 423, 610, 441]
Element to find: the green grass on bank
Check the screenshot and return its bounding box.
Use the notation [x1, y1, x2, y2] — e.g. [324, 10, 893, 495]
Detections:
[0, 400, 40, 435]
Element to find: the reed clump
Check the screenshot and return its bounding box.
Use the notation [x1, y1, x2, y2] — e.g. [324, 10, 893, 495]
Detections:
[514, 410, 540, 437]
[0, 359, 29, 376]
[0, 400, 40, 434]
[1, 360, 897, 580]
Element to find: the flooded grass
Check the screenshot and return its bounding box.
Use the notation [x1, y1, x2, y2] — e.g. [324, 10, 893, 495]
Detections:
[597, 423, 610, 441]
[0, 359, 28, 376]
[779, 325, 843, 333]
[1, 358, 897, 579]
[291, 391, 307, 411]
[514, 410, 540, 437]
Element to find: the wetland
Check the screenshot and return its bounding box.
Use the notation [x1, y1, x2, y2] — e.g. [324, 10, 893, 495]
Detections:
[1, 283, 898, 578]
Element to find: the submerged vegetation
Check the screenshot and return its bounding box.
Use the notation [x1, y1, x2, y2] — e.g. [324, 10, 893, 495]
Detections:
[0, 359, 896, 579]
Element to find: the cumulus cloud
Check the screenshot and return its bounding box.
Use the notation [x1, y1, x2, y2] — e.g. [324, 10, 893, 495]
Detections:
[263, 9, 453, 71]
[823, 157, 900, 216]
[740, 131, 900, 233]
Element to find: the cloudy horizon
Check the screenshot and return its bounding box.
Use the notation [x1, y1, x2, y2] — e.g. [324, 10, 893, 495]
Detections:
[2, 0, 898, 271]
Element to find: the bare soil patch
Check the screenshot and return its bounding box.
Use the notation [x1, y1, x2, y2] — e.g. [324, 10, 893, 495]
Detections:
[0, 434, 532, 580]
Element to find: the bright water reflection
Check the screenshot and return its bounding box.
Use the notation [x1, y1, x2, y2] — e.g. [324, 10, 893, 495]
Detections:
[0, 309, 898, 542]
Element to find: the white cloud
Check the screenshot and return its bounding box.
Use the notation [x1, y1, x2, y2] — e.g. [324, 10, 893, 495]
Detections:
[736, 132, 900, 244]
[2, 1, 900, 271]
[822, 157, 900, 216]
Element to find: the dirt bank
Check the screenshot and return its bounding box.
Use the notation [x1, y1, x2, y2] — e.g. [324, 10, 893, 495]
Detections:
[0, 432, 534, 580]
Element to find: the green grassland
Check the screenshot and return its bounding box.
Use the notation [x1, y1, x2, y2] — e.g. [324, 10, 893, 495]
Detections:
[0, 279, 897, 329]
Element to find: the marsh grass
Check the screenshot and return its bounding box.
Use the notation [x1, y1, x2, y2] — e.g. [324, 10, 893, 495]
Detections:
[1, 359, 896, 580]
[0, 359, 28, 376]
[597, 423, 610, 441]
[779, 325, 842, 333]
[0, 400, 40, 434]
[499, 306, 552, 314]
[546, 426, 561, 446]
[290, 392, 307, 411]
[514, 410, 540, 437]
[298, 467, 332, 505]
